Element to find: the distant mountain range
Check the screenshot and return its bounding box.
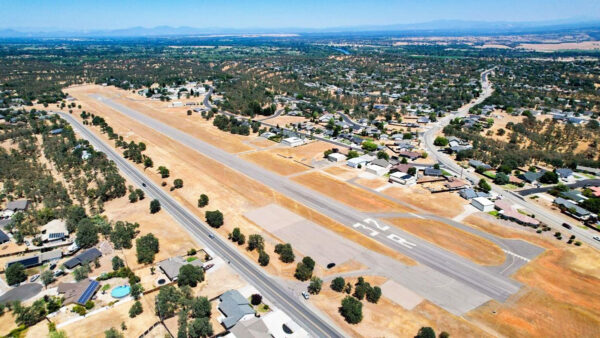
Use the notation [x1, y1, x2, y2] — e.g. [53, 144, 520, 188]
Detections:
[1, 18, 600, 38]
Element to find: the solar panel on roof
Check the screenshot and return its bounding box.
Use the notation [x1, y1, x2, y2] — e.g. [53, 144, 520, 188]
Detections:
[77, 280, 99, 304]
[49, 232, 64, 239]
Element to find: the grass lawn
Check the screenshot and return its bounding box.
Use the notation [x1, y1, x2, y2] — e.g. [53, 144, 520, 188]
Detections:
[483, 171, 496, 179]
[256, 303, 271, 313]
[488, 210, 499, 217]
[186, 256, 198, 262]
[504, 184, 519, 190]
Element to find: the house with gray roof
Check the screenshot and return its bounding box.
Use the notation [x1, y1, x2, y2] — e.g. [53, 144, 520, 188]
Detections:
[218, 290, 256, 329]
[0, 229, 9, 244]
[553, 197, 591, 220]
[556, 168, 574, 180]
[520, 171, 544, 184]
[459, 188, 490, 200]
[158, 256, 204, 281]
[5, 199, 29, 212]
[560, 190, 587, 203]
[468, 160, 491, 170]
[63, 248, 102, 269]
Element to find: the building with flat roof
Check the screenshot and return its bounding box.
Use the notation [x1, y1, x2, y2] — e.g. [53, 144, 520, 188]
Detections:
[281, 137, 304, 147]
[471, 197, 494, 212]
[5, 199, 29, 211]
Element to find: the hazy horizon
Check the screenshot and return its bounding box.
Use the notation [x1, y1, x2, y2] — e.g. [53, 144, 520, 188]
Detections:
[1, 0, 599, 31]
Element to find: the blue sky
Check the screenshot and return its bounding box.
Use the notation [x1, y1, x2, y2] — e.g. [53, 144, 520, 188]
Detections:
[1, 0, 599, 30]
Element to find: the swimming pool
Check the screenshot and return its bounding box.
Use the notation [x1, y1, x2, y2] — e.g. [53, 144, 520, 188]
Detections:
[111, 285, 131, 298]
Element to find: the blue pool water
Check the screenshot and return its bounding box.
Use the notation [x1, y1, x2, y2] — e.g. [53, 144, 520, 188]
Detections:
[111, 285, 131, 298]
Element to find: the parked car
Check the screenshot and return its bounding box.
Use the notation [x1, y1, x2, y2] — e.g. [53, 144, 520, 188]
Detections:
[53, 269, 65, 277]
[203, 264, 214, 271]
[30, 274, 40, 282]
[302, 291, 310, 300]
[327, 263, 336, 269]
[49, 263, 57, 270]
[593, 236, 600, 242]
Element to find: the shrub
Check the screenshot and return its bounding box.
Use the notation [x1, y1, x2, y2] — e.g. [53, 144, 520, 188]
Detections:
[331, 277, 345, 292]
[250, 294, 262, 306]
[339, 296, 362, 324]
[205, 210, 224, 228]
[73, 305, 86, 316]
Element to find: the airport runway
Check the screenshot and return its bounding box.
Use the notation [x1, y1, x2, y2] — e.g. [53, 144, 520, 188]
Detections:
[86, 93, 523, 302]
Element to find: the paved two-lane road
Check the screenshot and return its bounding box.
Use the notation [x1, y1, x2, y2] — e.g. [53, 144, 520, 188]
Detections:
[58, 112, 344, 338]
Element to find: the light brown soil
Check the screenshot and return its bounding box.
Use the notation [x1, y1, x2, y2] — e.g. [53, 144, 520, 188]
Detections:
[272, 141, 333, 165]
[67, 84, 415, 270]
[467, 247, 600, 337]
[383, 185, 467, 218]
[311, 276, 490, 338]
[463, 215, 556, 249]
[265, 115, 309, 126]
[240, 150, 309, 176]
[292, 172, 414, 213]
[60, 294, 160, 338]
[323, 165, 359, 180]
[518, 41, 600, 52]
[386, 218, 505, 266]
[247, 137, 276, 148]
[102, 197, 197, 271]
[354, 177, 388, 189]
[68, 85, 253, 154]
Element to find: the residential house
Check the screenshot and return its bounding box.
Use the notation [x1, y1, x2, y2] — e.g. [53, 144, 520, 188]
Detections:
[556, 168, 574, 181]
[468, 160, 491, 170]
[397, 151, 421, 161]
[6, 249, 62, 269]
[5, 199, 30, 212]
[423, 167, 443, 177]
[520, 171, 544, 184]
[218, 290, 256, 329]
[390, 163, 414, 174]
[459, 188, 490, 200]
[589, 186, 600, 197]
[553, 197, 591, 220]
[58, 279, 100, 305]
[63, 248, 102, 269]
[559, 190, 587, 203]
[444, 178, 468, 191]
[41, 219, 69, 242]
[0, 229, 9, 244]
[158, 256, 205, 281]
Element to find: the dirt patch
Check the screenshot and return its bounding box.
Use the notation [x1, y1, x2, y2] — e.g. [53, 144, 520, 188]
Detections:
[518, 41, 600, 52]
[383, 186, 467, 218]
[264, 115, 308, 126]
[272, 141, 333, 166]
[354, 177, 388, 190]
[102, 193, 197, 271]
[68, 84, 253, 154]
[463, 215, 557, 249]
[293, 172, 414, 213]
[467, 246, 600, 337]
[60, 294, 159, 338]
[386, 218, 505, 266]
[240, 150, 309, 176]
[247, 137, 276, 148]
[311, 276, 490, 338]
[323, 165, 359, 180]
